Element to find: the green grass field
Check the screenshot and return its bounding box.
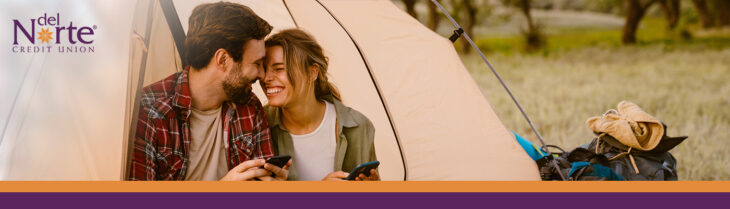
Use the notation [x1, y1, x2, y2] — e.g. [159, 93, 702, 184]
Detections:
[461, 17, 730, 180]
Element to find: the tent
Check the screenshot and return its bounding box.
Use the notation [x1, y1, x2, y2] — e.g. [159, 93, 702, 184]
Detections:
[0, 0, 539, 180]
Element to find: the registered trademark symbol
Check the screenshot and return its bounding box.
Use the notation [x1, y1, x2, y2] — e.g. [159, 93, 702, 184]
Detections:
[93, 25, 97, 30]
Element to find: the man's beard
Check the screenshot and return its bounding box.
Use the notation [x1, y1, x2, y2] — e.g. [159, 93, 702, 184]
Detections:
[222, 63, 254, 104]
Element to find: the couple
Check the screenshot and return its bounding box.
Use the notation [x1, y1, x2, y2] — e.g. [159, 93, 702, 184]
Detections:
[129, 2, 378, 181]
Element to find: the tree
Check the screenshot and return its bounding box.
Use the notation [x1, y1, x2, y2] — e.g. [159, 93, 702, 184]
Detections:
[690, 0, 730, 29]
[714, 0, 730, 27]
[427, 0, 442, 31]
[403, 0, 418, 19]
[460, 0, 478, 53]
[417, 0, 491, 53]
[518, 0, 544, 51]
[691, 0, 714, 28]
[441, 0, 483, 53]
[658, 0, 680, 30]
[622, 0, 659, 44]
[499, 0, 544, 51]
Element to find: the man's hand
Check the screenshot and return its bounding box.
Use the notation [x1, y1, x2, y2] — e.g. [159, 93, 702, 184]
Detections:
[354, 169, 380, 181]
[258, 159, 292, 181]
[321, 171, 349, 181]
[219, 159, 271, 181]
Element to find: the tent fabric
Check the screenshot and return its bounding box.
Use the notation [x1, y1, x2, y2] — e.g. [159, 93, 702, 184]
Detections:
[279, 0, 406, 180]
[318, 0, 539, 180]
[0, 0, 539, 180]
[0, 0, 137, 180]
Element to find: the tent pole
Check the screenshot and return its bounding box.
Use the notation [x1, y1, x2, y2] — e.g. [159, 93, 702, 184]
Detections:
[430, 0, 566, 181]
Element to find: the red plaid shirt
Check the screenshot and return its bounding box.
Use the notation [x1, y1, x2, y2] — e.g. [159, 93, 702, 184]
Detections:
[130, 68, 273, 180]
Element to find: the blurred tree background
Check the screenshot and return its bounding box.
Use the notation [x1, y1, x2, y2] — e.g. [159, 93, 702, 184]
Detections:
[395, 0, 730, 53]
[394, 0, 730, 180]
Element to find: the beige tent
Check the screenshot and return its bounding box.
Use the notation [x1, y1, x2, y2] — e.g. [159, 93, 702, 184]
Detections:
[0, 0, 539, 180]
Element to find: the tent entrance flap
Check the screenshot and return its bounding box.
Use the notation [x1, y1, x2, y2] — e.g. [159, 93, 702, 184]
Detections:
[123, 0, 185, 180]
[122, 0, 155, 180]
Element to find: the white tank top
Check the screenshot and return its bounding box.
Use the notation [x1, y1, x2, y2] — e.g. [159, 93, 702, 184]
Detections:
[290, 101, 337, 181]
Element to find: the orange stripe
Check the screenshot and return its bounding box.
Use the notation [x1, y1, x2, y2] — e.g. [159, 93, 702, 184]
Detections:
[0, 181, 728, 192]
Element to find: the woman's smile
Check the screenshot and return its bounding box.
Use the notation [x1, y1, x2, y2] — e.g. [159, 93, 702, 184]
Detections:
[265, 86, 284, 96]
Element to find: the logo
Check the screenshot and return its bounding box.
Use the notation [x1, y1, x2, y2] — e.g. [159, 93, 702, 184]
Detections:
[12, 13, 97, 54]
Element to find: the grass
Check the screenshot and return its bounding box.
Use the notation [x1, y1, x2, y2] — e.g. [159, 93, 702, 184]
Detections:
[464, 45, 730, 181]
[459, 16, 730, 180]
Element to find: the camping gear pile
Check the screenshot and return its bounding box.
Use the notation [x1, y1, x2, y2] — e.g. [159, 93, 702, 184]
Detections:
[533, 101, 687, 181]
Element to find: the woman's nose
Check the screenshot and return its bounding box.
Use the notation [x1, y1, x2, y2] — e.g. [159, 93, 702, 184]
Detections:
[263, 69, 273, 82]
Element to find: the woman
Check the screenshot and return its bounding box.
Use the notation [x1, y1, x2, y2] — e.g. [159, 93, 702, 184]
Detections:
[261, 29, 379, 181]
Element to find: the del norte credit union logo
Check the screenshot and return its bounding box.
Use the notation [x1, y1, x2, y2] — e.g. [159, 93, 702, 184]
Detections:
[12, 12, 97, 54]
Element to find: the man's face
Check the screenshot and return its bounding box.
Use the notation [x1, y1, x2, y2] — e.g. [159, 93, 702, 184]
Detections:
[222, 39, 266, 102]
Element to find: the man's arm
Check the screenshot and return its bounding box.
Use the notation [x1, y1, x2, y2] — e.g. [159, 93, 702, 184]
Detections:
[129, 108, 158, 181]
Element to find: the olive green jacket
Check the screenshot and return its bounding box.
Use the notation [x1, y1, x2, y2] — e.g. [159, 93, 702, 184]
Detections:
[265, 96, 377, 180]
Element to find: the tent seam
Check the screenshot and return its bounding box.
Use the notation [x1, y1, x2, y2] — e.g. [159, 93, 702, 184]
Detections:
[315, 0, 408, 181]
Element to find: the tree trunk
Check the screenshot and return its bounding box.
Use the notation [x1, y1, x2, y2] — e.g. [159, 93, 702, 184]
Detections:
[658, 0, 680, 30]
[461, 0, 477, 53]
[623, 0, 658, 44]
[714, 0, 730, 27]
[692, 0, 714, 28]
[520, 0, 544, 51]
[520, 0, 535, 30]
[427, 0, 442, 31]
[403, 0, 418, 19]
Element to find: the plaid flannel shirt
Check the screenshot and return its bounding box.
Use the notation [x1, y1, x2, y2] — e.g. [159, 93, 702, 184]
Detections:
[130, 68, 273, 180]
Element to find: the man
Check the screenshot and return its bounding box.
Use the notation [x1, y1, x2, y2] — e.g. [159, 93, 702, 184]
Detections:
[130, 2, 288, 181]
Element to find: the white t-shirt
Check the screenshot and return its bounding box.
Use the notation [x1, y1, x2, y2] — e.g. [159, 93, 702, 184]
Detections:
[290, 101, 337, 181]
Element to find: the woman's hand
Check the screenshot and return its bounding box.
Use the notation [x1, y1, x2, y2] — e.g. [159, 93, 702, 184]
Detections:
[219, 159, 271, 181]
[321, 171, 349, 181]
[354, 169, 380, 181]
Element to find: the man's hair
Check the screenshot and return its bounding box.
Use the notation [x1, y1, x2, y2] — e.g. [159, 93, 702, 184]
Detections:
[184, 2, 273, 69]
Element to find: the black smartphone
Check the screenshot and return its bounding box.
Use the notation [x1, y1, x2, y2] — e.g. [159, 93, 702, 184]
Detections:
[265, 155, 291, 168]
[345, 161, 380, 180]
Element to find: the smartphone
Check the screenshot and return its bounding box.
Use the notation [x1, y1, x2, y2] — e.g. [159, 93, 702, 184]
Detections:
[265, 155, 291, 168]
[345, 161, 380, 180]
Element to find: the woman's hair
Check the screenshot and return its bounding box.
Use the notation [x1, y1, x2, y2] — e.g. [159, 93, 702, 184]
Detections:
[265, 29, 341, 101]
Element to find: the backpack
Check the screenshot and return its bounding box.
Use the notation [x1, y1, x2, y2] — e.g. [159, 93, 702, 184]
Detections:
[580, 123, 687, 180]
[534, 123, 686, 181]
[536, 146, 625, 181]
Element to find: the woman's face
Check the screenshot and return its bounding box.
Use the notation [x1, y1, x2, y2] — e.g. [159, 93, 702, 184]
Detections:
[262, 46, 295, 107]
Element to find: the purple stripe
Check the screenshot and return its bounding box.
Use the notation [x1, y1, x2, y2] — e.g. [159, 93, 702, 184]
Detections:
[0, 192, 728, 208]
